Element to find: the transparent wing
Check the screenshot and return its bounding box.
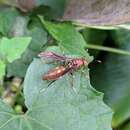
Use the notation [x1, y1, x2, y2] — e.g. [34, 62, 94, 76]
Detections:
[38, 52, 72, 61]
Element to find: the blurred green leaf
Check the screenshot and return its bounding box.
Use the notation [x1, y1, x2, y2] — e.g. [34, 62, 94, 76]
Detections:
[123, 122, 130, 130]
[39, 17, 92, 61]
[82, 28, 107, 57]
[7, 18, 47, 77]
[0, 0, 16, 6]
[9, 16, 29, 37]
[0, 37, 31, 62]
[116, 121, 130, 130]
[9, 0, 65, 16]
[90, 51, 130, 128]
[90, 29, 130, 128]
[110, 29, 130, 46]
[27, 24, 47, 52]
[83, 29, 107, 45]
[0, 60, 5, 79]
[112, 94, 130, 128]
[0, 8, 19, 35]
[7, 59, 28, 77]
[0, 99, 50, 130]
[36, 0, 66, 17]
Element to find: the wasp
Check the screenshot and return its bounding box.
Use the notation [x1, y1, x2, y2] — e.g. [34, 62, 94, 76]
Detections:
[38, 52, 88, 81]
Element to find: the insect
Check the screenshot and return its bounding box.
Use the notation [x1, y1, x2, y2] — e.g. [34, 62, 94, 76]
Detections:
[38, 52, 88, 81]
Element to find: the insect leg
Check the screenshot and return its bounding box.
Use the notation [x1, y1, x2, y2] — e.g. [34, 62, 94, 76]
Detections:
[40, 80, 56, 93]
[66, 67, 78, 94]
[47, 80, 56, 86]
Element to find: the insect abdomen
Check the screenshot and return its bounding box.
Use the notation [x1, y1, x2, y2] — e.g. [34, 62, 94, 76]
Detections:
[43, 66, 66, 80]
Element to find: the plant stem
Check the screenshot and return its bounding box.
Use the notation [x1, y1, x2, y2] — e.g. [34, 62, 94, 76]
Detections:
[86, 44, 130, 56]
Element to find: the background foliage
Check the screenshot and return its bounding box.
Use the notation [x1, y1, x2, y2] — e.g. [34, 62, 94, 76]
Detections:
[0, 0, 130, 130]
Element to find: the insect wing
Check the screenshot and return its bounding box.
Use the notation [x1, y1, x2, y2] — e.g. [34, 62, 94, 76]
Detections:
[38, 52, 72, 61]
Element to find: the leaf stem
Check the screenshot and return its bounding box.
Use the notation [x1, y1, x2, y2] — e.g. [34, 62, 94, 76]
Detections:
[86, 44, 130, 56]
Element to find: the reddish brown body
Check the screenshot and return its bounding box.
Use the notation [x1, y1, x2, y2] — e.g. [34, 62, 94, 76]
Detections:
[39, 52, 88, 81]
[43, 66, 66, 80]
[69, 58, 87, 69]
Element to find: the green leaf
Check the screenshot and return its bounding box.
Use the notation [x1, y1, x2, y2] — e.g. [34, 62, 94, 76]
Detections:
[90, 51, 130, 128]
[123, 122, 130, 130]
[0, 53, 112, 129]
[7, 59, 28, 77]
[27, 25, 47, 52]
[9, 15, 29, 37]
[110, 29, 130, 46]
[0, 8, 19, 35]
[0, 99, 50, 130]
[7, 19, 47, 77]
[0, 37, 31, 62]
[36, 0, 66, 17]
[90, 29, 130, 128]
[23, 58, 112, 130]
[39, 17, 92, 61]
[0, 0, 16, 6]
[0, 60, 5, 79]
[13, 0, 65, 16]
[112, 94, 130, 128]
[82, 28, 107, 57]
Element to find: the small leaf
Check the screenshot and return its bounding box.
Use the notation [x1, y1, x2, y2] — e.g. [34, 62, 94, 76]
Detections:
[0, 60, 5, 79]
[0, 37, 31, 62]
[0, 8, 19, 35]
